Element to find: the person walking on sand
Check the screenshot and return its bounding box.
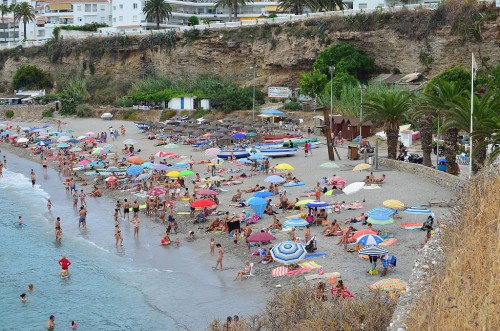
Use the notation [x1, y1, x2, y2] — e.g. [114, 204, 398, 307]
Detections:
[215, 244, 224, 270]
[30, 169, 36, 187]
[133, 214, 140, 238]
[210, 237, 215, 255]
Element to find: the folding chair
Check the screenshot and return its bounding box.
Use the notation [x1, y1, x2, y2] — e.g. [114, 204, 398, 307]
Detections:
[244, 263, 255, 279]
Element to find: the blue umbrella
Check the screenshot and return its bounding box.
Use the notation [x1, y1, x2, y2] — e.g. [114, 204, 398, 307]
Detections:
[283, 218, 309, 228]
[246, 197, 267, 217]
[238, 158, 254, 164]
[233, 132, 245, 139]
[56, 143, 69, 148]
[141, 162, 154, 168]
[44, 141, 53, 145]
[89, 161, 104, 167]
[404, 206, 433, 215]
[367, 208, 396, 220]
[127, 165, 144, 176]
[306, 200, 329, 208]
[264, 175, 285, 183]
[270, 242, 307, 265]
[68, 138, 79, 143]
[36, 141, 46, 146]
[261, 109, 285, 116]
[172, 162, 189, 169]
[356, 234, 384, 246]
[31, 126, 40, 130]
[254, 190, 274, 198]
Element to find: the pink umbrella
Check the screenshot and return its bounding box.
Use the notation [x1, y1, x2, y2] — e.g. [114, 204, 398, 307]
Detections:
[105, 176, 117, 182]
[78, 160, 90, 165]
[196, 189, 219, 196]
[246, 232, 276, 243]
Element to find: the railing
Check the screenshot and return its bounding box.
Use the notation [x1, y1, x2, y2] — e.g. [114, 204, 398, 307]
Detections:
[133, 105, 152, 110]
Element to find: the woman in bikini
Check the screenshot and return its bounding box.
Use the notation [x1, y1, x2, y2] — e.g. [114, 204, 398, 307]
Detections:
[115, 224, 123, 246]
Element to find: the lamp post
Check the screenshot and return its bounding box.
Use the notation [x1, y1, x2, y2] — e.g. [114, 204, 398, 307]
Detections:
[328, 66, 335, 115]
[359, 84, 366, 141]
[251, 64, 257, 122]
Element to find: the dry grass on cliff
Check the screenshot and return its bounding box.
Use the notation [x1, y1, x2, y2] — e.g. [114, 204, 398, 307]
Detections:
[208, 286, 395, 331]
[408, 165, 500, 330]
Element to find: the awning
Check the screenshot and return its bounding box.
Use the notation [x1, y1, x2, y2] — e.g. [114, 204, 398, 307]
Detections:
[265, 5, 278, 11]
[59, 16, 74, 19]
[239, 17, 259, 21]
[36, 17, 45, 24]
[48, 3, 72, 11]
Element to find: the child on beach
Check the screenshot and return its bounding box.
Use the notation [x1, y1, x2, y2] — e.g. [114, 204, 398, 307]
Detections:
[210, 238, 215, 255]
[215, 244, 224, 271]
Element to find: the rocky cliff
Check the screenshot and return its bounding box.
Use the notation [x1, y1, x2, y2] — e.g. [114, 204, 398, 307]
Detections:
[0, 4, 498, 95]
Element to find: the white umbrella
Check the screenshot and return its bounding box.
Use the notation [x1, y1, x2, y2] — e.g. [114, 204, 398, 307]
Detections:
[343, 182, 365, 195]
[204, 148, 221, 157]
[17, 137, 29, 143]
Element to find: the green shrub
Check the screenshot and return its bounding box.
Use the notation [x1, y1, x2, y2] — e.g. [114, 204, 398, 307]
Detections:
[283, 101, 302, 110]
[313, 43, 375, 78]
[5, 110, 14, 118]
[12, 65, 53, 90]
[122, 110, 141, 121]
[192, 108, 210, 119]
[60, 22, 109, 32]
[268, 13, 278, 19]
[75, 104, 93, 117]
[160, 109, 176, 122]
[188, 16, 200, 26]
[42, 108, 55, 118]
[116, 96, 134, 107]
[183, 29, 200, 41]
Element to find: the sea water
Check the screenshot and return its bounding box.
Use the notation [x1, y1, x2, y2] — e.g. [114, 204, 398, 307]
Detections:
[0, 152, 266, 330]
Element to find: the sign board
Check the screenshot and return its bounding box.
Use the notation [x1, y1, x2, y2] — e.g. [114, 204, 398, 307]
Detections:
[268, 87, 291, 98]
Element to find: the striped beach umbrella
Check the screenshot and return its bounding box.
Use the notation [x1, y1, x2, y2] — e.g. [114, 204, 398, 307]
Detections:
[283, 218, 309, 228]
[270, 242, 307, 265]
[366, 208, 396, 222]
[370, 278, 407, 293]
[356, 234, 384, 246]
[358, 245, 388, 257]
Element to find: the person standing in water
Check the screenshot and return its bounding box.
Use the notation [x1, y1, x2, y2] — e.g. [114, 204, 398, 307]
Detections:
[215, 244, 224, 271]
[46, 199, 53, 211]
[115, 224, 123, 246]
[78, 206, 87, 228]
[42, 158, 48, 175]
[47, 315, 55, 330]
[133, 214, 140, 238]
[30, 169, 36, 187]
[123, 199, 130, 221]
[58, 255, 71, 276]
[55, 217, 62, 242]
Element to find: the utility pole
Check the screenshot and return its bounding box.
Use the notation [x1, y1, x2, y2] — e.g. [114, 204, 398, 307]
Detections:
[323, 106, 334, 161]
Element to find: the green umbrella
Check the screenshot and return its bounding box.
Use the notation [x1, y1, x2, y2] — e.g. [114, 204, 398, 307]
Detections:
[246, 132, 258, 137]
[320, 162, 340, 168]
[179, 169, 195, 177]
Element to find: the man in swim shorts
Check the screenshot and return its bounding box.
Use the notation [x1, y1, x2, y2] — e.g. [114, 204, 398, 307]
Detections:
[58, 255, 71, 276]
[123, 199, 130, 221]
[78, 206, 87, 228]
[30, 169, 36, 187]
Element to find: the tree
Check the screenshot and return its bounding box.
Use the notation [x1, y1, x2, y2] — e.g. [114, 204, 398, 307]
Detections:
[188, 16, 200, 26]
[278, 0, 315, 15]
[13, 2, 35, 41]
[313, 43, 374, 78]
[313, 0, 345, 11]
[362, 91, 413, 159]
[215, 0, 234, 22]
[233, 0, 252, 21]
[424, 66, 471, 94]
[12, 65, 53, 90]
[299, 71, 328, 98]
[143, 0, 172, 30]
[328, 72, 358, 99]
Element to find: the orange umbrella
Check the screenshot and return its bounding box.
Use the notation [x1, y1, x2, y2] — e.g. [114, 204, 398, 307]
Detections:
[128, 156, 144, 165]
[352, 229, 378, 240]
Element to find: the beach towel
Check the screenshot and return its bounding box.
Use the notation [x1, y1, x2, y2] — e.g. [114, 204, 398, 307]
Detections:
[299, 261, 322, 269]
[286, 267, 312, 276]
[401, 222, 423, 230]
[305, 252, 328, 259]
[272, 266, 288, 277]
[379, 238, 398, 246]
[304, 272, 341, 281]
[283, 182, 305, 187]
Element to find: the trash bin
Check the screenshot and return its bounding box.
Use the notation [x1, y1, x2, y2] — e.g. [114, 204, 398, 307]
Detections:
[348, 146, 359, 160]
[368, 157, 373, 165]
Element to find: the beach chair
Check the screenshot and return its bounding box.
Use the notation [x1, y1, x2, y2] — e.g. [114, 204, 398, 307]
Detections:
[244, 263, 255, 279]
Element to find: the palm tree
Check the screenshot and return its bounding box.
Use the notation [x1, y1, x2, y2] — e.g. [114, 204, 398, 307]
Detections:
[363, 91, 413, 159]
[233, 0, 252, 21]
[0, 3, 10, 43]
[143, 0, 172, 30]
[13, 2, 35, 42]
[413, 82, 464, 168]
[278, 0, 316, 15]
[215, 0, 234, 22]
[313, 0, 345, 12]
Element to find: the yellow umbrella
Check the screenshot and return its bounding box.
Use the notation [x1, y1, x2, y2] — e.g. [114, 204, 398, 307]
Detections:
[383, 200, 405, 209]
[166, 171, 180, 178]
[275, 163, 295, 171]
[353, 163, 372, 171]
[295, 199, 314, 206]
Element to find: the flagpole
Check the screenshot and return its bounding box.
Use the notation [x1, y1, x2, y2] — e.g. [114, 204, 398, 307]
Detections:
[469, 53, 474, 175]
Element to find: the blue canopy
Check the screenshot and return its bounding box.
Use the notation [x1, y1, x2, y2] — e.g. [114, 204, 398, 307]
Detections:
[126, 165, 144, 176]
[253, 190, 274, 198]
[306, 200, 329, 208]
[261, 109, 285, 116]
[283, 218, 309, 228]
[246, 197, 267, 217]
[271, 242, 307, 265]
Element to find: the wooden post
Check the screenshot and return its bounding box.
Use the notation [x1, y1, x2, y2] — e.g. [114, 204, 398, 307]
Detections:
[323, 106, 334, 161]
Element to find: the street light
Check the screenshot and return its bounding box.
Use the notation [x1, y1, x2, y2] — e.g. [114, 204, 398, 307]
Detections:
[250, 64, 257, 122]
[358, 84, 366, 142]
[328, 66, 335, 116]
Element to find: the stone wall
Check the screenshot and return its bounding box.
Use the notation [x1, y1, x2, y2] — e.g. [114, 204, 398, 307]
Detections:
[377, 157, 467, 193]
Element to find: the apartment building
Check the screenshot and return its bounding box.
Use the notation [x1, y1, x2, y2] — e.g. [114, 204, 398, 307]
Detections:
[352, 0, 440, 10]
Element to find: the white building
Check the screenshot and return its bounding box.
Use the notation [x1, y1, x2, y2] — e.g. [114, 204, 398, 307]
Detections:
[167, 96, 209, 110]
[352, 0, 440, 10]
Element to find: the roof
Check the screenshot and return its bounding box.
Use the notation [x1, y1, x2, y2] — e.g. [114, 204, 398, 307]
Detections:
[331, 116, 372, 126]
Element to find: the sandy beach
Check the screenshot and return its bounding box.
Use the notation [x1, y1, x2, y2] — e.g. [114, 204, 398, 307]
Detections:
[1, 115, 456, 311]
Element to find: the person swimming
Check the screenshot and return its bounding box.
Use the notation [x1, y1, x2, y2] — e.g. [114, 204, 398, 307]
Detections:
[69, 320, 78, 329]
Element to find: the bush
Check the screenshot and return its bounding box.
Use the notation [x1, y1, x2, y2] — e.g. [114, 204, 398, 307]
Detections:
[60, 22, 109, 32]
[283, 101, 302, 110]
[12, 65, 53, 90]
[75, 104, 93, 117]
[159, 109, 177, 122]
[313, 43, 375, 79]
[42, 108, 55, 118]
[122, 110, 141, 121]
[5, 110, 14, 118]
[115, 96, 134, 107]
[188, 16, 200, 26]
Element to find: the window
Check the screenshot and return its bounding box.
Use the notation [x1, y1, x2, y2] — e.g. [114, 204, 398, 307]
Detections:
[132, 15, 138, 22]
[113, 17, 116, 22]
[77, 5, 82, 11]
[113, 6, 116, 10]
[85, 4, 91, 12]
[92, 4, 97, 12]
[100, 5, 105, 11]
[133, 3, 138, 9]
[119, 16, 123, 21]
[358, 3, 367, 9]
[119, 4, 123, 9]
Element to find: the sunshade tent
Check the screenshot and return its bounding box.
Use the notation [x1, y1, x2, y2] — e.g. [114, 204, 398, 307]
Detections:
[246, 197, 268, 217]
[270, 242, 307, 265]
[126, 165, 144, 176]
[370, 278, 407, 293]
[247, 232, 276, 243]
[358, 245, 388, 256]
[191, 199, 216, 208]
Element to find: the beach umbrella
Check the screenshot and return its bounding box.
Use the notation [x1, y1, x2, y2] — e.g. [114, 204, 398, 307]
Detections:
[67, 138, 79, 143]
[325, 189, 344, 196]
[343, 182, 365, 195]
[246, 132, 258, 137]
[358, 245, 388, 257]
[204, 148, 220, 157]
[123, 139, 137, 145]
[247, 232, 276, 243]
[404, 206, 433, 215]
[85, 131, 95, 136]
[106, 166, 119, 172]
[320, 162, 340, 168]
[295, 199, 314, 206]
[126, 165, 144, 176]
[367, 208, 396, 220]
[366, 217, 394, 226]
[164, 143, 179, 149]
[1, 130, 10, 135]
[128, 156, 144, 165]
[356, 234, 384, 246]
[383, 200, 405, 209]
[249, 153, 271, 161]
[283, 218, 310, 228]
[151, 164, 169, 171]
[370, 279, 407, 293]
[253, 190, 274, 198]
[172, 162, 189, 169]
[56, 143, 69, 148]
[353, 163, 372, 171]
[92, 148, 107, 155]
[78, 160, 91, 166]
[261, 109, 284, 116]
[179, 169, 195, 177]
[135, 173, 151, 182]
[83, 137, 96, 143]
[57, 136, 70, 142]
[148, 188, 166, 196]
[232, 132, 246, 139]
[49, 131, 60, 136]
[105, 176, 117, 182]
[77, 135, 87, 140]
[36, 141, 46, 146]
[141, 162, 154, 168]
[306, 200, 329, 208]
[166, 171, 180, 178]
[270, 242, 307, 265]
[264, 175, 285, 183]
[246, 197, 267, 217]
[89, 161, 104, 167]
[17, 137, 29, 143]
[238, 158, 253, 164]
[352, 229, 378, 240]
[196, 189, 218, 196]
[191, 199, 216, 208]
[275, 163, 294, 171]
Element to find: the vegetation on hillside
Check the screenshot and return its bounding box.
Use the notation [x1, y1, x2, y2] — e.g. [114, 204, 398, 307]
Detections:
[12, 64, 53, 90]
[408, 166, 500, 330]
